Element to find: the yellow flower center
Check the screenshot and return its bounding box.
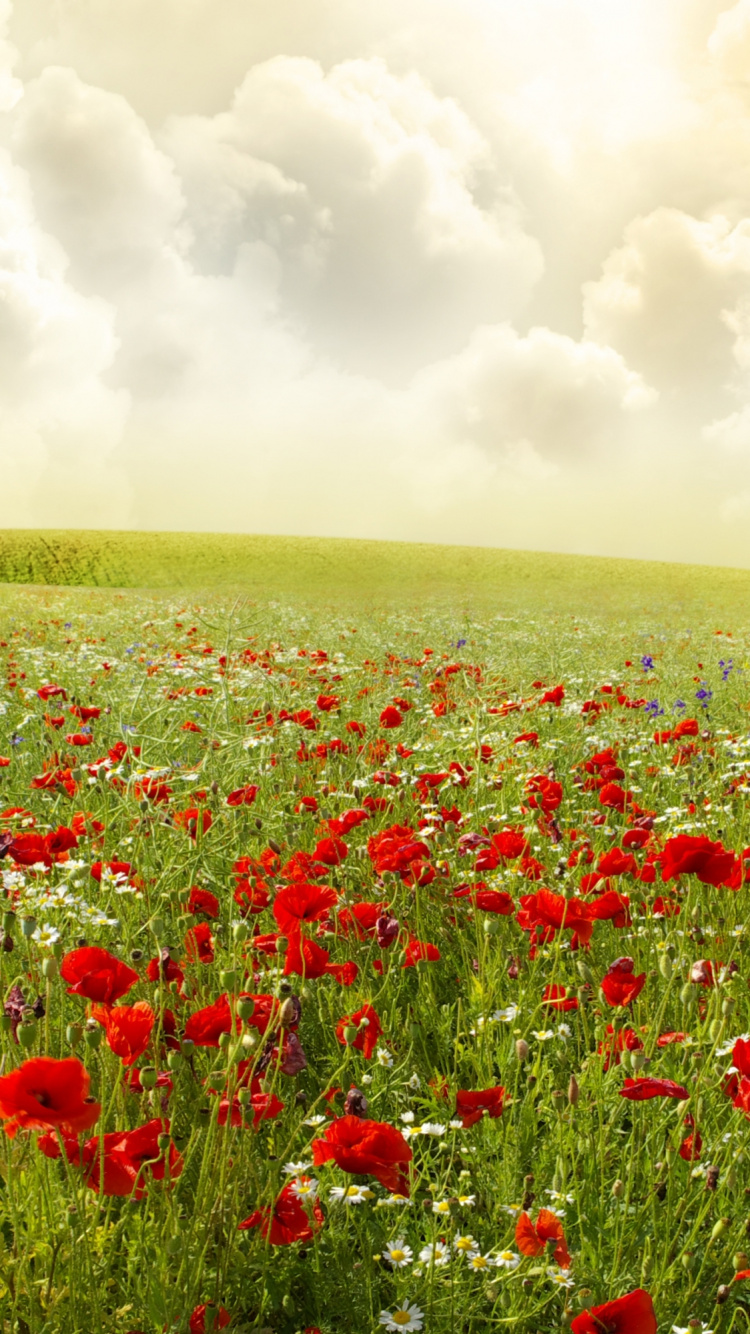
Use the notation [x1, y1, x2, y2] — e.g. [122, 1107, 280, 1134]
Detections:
[390, 1250, 406, 1263]
[392, 1314, 411, 1327]
[456, 1237, 474, 1252]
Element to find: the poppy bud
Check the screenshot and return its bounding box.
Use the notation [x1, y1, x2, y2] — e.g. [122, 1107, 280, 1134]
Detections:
[630, 1050, 646, 1072]
[552, 1090, 565, 1112]
[576, 960, 594, 985]
[42, 957, 58, 979]
[723, 996, 737, 1018]
[140, 1067, 158, 1090]
[150, 916, 167, 940]
[157, 1133, 171, 1153]
[709, 1018, 723, 1041]
[680, 982, 696, 1007]
[2, 934, 13, 954]
[237, 997, 255, 1021]
[210, 781, 219, 796]
[409, 1022, 421, 1040]
[233, 922, 249, 944]
[167, 1051, 183, 1071]
[275, 937, 288, 955]
[342, 1024, 358, 1046]
[206, 1071, 225, 1091]
[21, 916, 37, 938]
[18, 1020, 36, 1049]
[220, 969, 238, 990]
[218, 1032, 231, 1050]
[237, 1086, 251, 1107]
[612, 1179, 624, 1197]
[567, 1075, 579, 1106]
[717, 1285, 731, 1305]
[376, 913, 399, 949]
[734, 1252, 749, 1271]
[680, 1252, 696, 1272]
[268, 838, 282, 856]
[711, 1217, 730, 1240]
[515, 1039, 529, 1062]
[66, 1023, 82, 1048]
[84, 1023, 103, 1049]
[344, 1087, 368, 1118]
[483, 917, 500, 936]
[181, 1039, 195, 1057]
[2, 911, 15, 933]
[278, 996, 301, 1028]
[658, 953, 672, 980]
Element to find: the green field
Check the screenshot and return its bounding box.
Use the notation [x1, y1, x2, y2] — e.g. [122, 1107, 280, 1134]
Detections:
[1, 529, 750, 621]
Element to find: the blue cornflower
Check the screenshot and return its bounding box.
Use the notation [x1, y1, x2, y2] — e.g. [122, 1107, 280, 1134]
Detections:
[641, 654, 655, 671]
[644, 699, 664, 717]
[695, 686, 713, 707]
[673, 699, 686, 711]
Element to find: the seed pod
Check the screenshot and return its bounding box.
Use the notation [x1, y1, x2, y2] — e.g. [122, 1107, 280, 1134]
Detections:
[84, 1023, 103, 1050]
[552, 1090, 565, 1113]
[236, 996, 255, 1022]
[167, 1051, 183, 1072]
[516, 1038, 530, 1062]
[717, 1285, 731, 1305]
[140, 1067, 158, 1090]
[278, 995, 301, 1028]
[21, 916, 37, 938]
[706, 1164, 720, 1192]
[568, 1075, 580, 1106]
[342, 1025, 358, 1046]
[483, 917, 500, 936]
[658, 953, 672, 980]
[711, 1217, 731, 1240]
[2, 911, 16, 933]
[233, 922, 249, 944]
[630, 1050, 646, 1072]
[734, 1252, 749, 1271]
[709, 1019, 723, 1042]
[18, 1021, 37, 1049]
[275, 937, 288, 955]
[576, 960, 594, 985]
[219, 969, 238, 990]
[66, 1023, 83, 1048]
[42, 957, 58, 980]
[612, 1179, 624, 1198]
[157, 1133, 171, 1153]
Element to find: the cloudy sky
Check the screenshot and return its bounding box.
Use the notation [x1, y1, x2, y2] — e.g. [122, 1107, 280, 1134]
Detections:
[2, 0, 750, 565]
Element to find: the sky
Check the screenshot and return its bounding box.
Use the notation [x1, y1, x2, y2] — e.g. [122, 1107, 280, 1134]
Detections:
[2, 0, 750, 566]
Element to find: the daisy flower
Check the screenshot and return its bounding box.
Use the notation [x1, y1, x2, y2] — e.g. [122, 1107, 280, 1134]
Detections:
[495, 1249, 520, 1270]
[383, 1240, 413, 1269]
[419, 1241, 450, 1266]
[454, 1235, 479, 1257]
[379, 1303, 424, 1331]
[329, 1184, 374, 1204]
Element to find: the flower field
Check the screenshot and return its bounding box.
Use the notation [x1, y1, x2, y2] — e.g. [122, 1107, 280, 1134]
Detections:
[1, 582, 750, 1333]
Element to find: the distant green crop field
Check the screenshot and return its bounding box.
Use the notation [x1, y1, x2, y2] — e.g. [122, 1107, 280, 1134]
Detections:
[1, 528, 750, 624]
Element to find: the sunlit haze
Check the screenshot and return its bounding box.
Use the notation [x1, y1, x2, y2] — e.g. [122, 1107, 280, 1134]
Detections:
[2, 0, 750, 565]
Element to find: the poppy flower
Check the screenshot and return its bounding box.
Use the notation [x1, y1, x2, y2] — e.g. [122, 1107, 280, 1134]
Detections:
[146, 952, 185, 990]
[620, 1077, 689, 1100]
[184, 994, 237, 1046]
[515, 1208, 570, 1267]
[379, 706, 403, 729]
[61, 947, 139, 1004]
[37, 684, 67, 701]
[188, 1305, 231, 1334]
[316, 694, 339, 712]
[184, 922, 215, 964]
[455, 1086, 505, 1128]
[313, 836, 348, 867]
[402, 937, 440, 967]
[312, 1115, 413, 1195]
[335, 1004, 382, 1059]
[0, 1056, 101, 1139]
[187, 887, 220, 918]
[226, 784, 259, 807]
[91, 860, 134, 883]
[239, 1180, 324, 1245]
[337, 901, 382, 939]
[452, 884, 515, 915]
[659, 834, 735, 887]
[91, 1002, 155, 1066]
[600, 958, 646, 1008]
[173, 808, 212, 839]
[597, 1024, 642, 1072]
[273, 883, 338, 935]
[75, 1119, 183, 1197]
[570, 1288, 656, 1334]
[542, 984, 578, 1012]
[597, 848, 637, 877]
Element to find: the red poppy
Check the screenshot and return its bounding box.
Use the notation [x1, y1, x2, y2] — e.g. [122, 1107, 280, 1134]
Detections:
[74, 1119, 183, 1197]
[146, 952, 185, 990]
[337, 901, 382, 939]
[91, 1002, 155, 1066]
[0, 1056, 101, 1139]
[620, 1077, 689, 1100]
[656, 1031, 688, 1047]
[37, 684, 67, 701]
[61, 947, 139, 1004]
[226, 785, 259, 807]
[184, 995, 237, 1047]
[455, 1086, 505, 1128]
[452, 884, 515, 915]
[335, 1004, 382, 1059]
[65, 732, 93, 746]
[515, 1208, 570, 1267]
[542, 984, 578, 1012]
[598, 1025, 643, 1071]
[539, 684, 565, 706]
[188, 887, 220, 918]
[239, 1180, 324, 1245]
[188, 1305, 231, 1334]
[312, 1116, 413, 1195]
[317, 694, 339, 712]
[597, 848, 637, 877]
[173, 808, 212, 839]
[659, 834, 735, 887]
[273, 883, 338, 935]
[600, 957, 646, 1008]
[570, 1288, 656, 1334]
[185, 922, 215, 964]
[313, 836, 348, 867]
[91, 860, 134, 883]
[402, 937, 440, 967]
[379, 706, 403, 729]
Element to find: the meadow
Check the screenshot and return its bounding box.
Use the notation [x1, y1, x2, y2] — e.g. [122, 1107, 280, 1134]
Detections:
[1, 535, 750, 1333]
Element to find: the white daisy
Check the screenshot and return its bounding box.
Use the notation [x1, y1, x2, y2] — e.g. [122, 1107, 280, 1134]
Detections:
[495, 1249, 520, 1270]
[379, 1303, 424, 1331]
[454, 1234, 479, 1257]
[329, 1184, 374, 1204]
[467, 1253, 497, 1272]
[289, 1177, 318, 1201]
[283, 1160, 312, 1175]
[376, 1048, 394, 1068]
[383, 1240, 413, 1269]
[419, 1241, 450, 1266]
[419, 1122, 447, 1136]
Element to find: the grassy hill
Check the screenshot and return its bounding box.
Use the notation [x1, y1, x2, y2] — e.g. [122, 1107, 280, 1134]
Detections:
[0, 528, 749, 621]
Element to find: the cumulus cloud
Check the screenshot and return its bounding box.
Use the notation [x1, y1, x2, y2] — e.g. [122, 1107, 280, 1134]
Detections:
[2, 0, 750, 562]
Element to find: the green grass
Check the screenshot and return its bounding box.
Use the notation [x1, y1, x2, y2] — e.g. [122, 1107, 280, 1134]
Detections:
[1, 528, 750, 620]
